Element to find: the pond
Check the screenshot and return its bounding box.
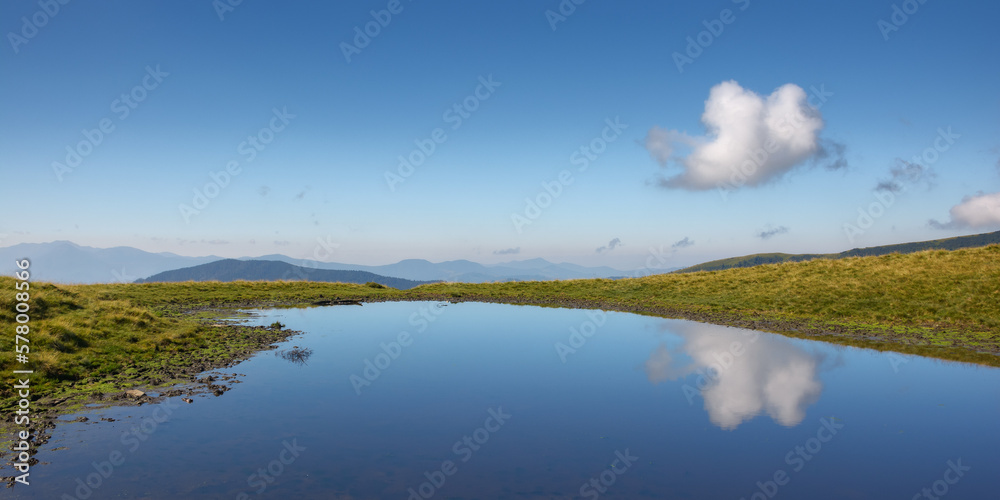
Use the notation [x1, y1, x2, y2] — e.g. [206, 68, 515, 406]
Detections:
[7, 301, 1000, 499]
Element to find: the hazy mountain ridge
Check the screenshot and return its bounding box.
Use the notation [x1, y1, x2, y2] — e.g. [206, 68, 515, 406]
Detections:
[244, 254, 630, 282]
[9, 232, 996, 284]
[0, 242, 636, 284]
[135, 259, 434, 289]
[0, 241, 221, 284]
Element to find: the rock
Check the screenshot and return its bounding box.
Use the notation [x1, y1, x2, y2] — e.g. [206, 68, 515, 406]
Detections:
[125, 389, 145, 398]
[182, 398, 193, 404]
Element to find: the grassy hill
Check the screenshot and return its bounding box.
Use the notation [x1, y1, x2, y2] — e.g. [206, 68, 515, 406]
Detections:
[2, 244, 998, 412]
[676, 230, 1000, 273]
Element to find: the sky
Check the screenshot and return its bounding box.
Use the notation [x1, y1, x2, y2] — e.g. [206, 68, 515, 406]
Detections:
[2, 0, 999, 270]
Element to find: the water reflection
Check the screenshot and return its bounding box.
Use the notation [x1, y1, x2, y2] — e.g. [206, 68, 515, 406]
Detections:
[645, 322, 824, 430]
[275, 346, 313, 365]
[7, 303, 1000, 499]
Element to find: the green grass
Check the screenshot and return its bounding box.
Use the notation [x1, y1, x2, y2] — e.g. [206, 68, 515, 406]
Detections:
[676, 229, 1000, 273]
[423, 246, 999, 327]
[2, 245, 999, 411]
[676, 252, 831, 273]
[0, 280, 402, 409]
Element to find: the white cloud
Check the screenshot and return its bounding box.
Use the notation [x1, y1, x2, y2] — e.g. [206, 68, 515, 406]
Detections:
[930, 191, 1000, 229]
[644, 322, 824, 430]
[645, 81, 839, 190]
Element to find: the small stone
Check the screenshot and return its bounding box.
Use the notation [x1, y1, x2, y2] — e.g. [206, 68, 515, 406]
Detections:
[182, 398, 193, 404]
[125, 389, 145, 398]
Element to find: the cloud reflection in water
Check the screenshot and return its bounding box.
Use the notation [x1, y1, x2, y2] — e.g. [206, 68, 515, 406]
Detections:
[645, 322, 824, 430]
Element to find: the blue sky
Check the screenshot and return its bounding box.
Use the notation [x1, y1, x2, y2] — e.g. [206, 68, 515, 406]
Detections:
[2, 0, 998, 269]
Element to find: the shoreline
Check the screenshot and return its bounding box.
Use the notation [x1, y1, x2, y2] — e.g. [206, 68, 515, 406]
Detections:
[4, 243, 999, 476]
[4, 288, 997, 416]
[1, 318, 304, 481]
[2, 295, 997, 481]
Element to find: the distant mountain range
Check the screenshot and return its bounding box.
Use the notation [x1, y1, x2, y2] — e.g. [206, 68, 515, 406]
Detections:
[676, 230, 1000, 273]
[0, 241, 640, 284]
[5, 232, 997, 285]
[136, 259, 434, 289]
[0, 241, 221, 284]
[247, 254, 636, 282]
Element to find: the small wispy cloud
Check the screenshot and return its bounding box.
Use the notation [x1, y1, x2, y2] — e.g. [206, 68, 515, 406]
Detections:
[596, 238, 622, 254]
[493, 247, 521, 255]
[757, 225, 789, 240]
[274, 240, 292, 246]
[671, 237, 694, 249]
[875, 159, 934, 193]
[174, 238, 230, 245]
[813, 139, 849, 171]
[642, 127, 696, 166]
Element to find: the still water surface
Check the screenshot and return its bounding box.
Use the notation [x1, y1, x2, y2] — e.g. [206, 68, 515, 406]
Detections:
[9, 302, 1000, 499]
